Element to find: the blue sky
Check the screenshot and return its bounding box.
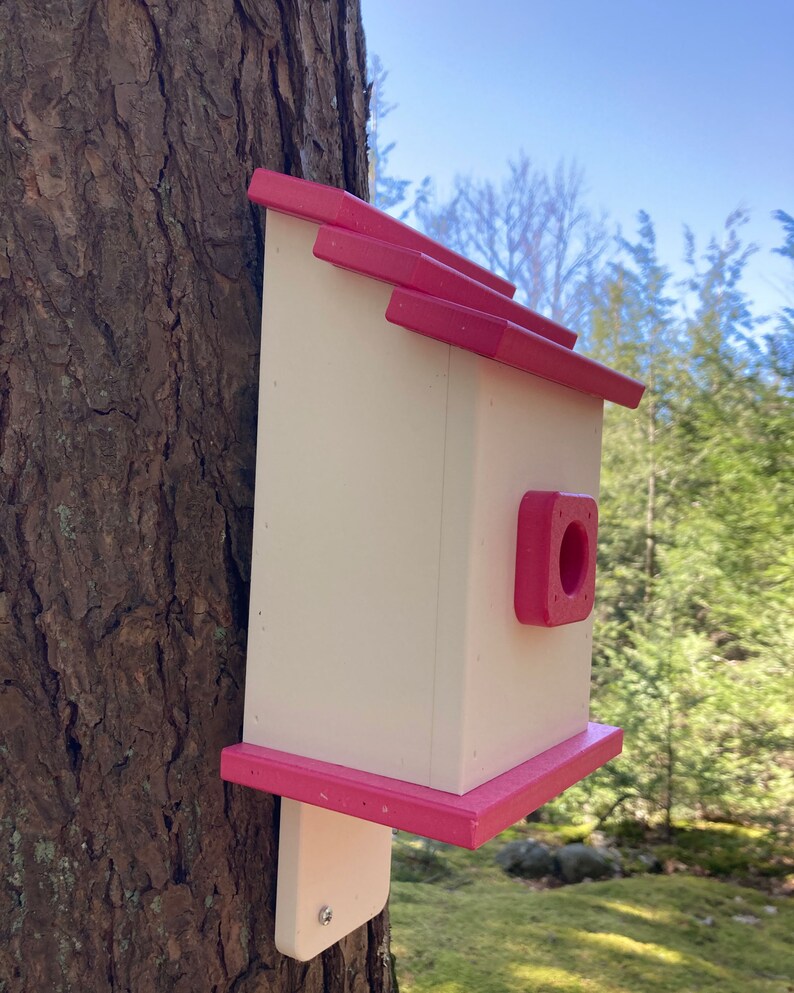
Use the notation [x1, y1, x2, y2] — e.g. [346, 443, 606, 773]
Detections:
[361, 0, 793, 319]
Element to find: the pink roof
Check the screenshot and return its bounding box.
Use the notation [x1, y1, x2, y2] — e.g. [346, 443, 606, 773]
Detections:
[221, 723, 623, 849]
[249, 169, 514, 296]
[387, 290, 644, 409]
[248, 169, 645, 409]
[313, 225, 578, 349]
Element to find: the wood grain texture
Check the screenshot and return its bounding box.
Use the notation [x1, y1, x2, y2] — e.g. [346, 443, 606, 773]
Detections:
[0, 0, 392, 990]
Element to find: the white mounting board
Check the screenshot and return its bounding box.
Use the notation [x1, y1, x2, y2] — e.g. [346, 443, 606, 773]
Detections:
[275, 799, 392, 961]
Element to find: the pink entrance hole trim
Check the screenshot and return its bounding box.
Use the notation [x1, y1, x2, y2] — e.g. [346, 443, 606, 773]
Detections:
[220, 723, 623, 850]
[515, 491, 599, 627]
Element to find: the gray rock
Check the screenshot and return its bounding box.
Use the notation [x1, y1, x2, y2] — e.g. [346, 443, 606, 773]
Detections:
[634, 851, 663, 874]
[596, 845, 623, 867]
[495, 839, 555, 879]
[554, 843, 614, 884]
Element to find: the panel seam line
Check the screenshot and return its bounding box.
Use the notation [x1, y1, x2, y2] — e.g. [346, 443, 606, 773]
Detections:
[428, 344, 452, 788]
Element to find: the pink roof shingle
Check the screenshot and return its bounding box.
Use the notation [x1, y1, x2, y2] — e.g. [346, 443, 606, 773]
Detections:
[249, 169, 645, 409]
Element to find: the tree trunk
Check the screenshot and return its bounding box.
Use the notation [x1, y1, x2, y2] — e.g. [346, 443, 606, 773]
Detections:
[0, 2, 392, 991]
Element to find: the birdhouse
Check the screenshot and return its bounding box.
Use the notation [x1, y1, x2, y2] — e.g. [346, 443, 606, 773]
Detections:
[221, 169, 644, 960]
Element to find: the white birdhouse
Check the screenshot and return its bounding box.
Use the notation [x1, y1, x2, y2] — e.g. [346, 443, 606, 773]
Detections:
[221, 169, 644, 960]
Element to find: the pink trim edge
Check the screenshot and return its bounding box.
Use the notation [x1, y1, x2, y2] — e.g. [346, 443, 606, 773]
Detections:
[220, 723, 623, 849]
[313, 225, 578, 350]
[386, 289, 645, 409]
[248, 169, 515, 298]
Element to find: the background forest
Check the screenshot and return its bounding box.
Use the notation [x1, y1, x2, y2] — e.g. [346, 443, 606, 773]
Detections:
[370, 59, 794, 837]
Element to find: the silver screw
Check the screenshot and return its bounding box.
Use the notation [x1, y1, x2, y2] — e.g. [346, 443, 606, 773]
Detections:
[318, 905, 333, 926]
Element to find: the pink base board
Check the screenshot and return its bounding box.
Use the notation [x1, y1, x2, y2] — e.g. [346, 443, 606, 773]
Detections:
[220, 723, 622, 849]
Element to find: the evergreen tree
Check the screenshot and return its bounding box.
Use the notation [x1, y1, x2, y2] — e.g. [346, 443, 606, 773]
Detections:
[557, 211, 793, 829]
[767, 209, 794, 382]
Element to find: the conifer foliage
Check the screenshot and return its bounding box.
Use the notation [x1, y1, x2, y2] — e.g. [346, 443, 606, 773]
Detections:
[414, 157, 793, 829]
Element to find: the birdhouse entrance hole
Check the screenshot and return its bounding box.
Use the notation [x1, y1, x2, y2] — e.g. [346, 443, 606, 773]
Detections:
[559, 520, 588, 597]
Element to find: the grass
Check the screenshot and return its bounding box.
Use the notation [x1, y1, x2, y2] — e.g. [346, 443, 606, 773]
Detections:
[649, 821, 793, 882]
[390, 830, 794, 993]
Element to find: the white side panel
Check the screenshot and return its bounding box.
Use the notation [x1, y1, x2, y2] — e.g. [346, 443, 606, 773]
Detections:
[432, 350, 604, 794]
[275, 799, 392, 961]
[243, 212, 449, 784]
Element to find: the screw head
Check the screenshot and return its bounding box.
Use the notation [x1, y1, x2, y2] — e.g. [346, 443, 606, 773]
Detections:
[318, 905, 333, 926]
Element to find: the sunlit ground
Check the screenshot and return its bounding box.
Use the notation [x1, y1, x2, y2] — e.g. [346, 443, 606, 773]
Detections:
[390, 844, 794, 993]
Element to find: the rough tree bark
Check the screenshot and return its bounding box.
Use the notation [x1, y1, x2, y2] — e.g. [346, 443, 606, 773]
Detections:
[0, 2, 393, 991]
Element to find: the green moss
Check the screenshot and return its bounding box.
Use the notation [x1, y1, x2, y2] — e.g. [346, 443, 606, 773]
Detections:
[56, 856, 75, 891]
[391, 875, 793, 993]
[57, 933, 72, 987]
[7, 825, 25, 909]
[34, 840, 55, 865]
[54, 504, 76, 540]
[10, 828, 24, 874]
[393, 837, 457, 884]
[523, 821, 594, 844]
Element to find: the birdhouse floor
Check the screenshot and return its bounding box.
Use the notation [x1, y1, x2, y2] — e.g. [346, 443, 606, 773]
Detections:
[221, 722, 622, 849]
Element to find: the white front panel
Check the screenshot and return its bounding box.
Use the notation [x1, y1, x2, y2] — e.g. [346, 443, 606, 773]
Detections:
[243, 213, 449, 784]
[432, 351, 604, 793]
